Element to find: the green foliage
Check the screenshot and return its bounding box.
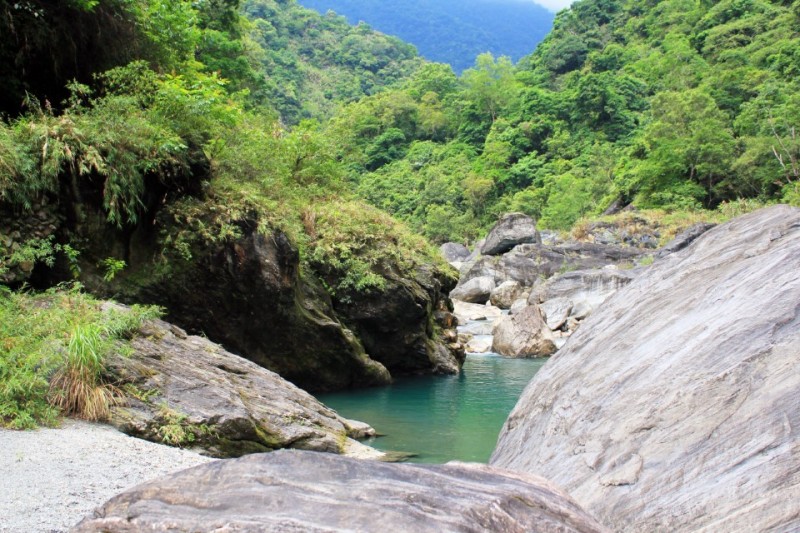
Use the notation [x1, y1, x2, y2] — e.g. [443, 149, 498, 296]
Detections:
[0, 287, 159, 428]
[307, 200, 446, 297]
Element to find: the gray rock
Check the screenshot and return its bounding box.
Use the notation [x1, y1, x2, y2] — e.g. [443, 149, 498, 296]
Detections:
[509, 298, 529, 315]
[540, 297, 573, 331]
[490, 280, 524, 309]
[492, 305, 557, 358]
[74, 450, 607, 533]
[459, 255, 502, 285]
[440, 242, 470, 262]
[492, 206, 800, 531]
[481, 213, 541, 256]
[109, 316, 383, 459]
[450, 275, 496, 303]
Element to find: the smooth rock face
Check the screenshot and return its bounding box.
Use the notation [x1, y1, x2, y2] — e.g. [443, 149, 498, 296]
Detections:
[492, 305, 556, 358]
[74, 450, 608, 533]
[450, 275, 495, 303]
[109, 317, 381, 459]
[492, 206, 800, 531]
[481, 213, 541, 256]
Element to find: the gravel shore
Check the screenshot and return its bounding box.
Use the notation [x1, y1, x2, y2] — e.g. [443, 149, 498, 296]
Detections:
[0, 420, 213, 532]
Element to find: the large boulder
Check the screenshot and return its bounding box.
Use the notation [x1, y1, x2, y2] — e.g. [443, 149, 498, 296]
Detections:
[481, 213, 541, 256]
[450, 275, 495, 303]
[74, 450, 607, 533]
[491, 206, 800, 531]
[492, 305, 557, 358]
[109, 312, 382, 459]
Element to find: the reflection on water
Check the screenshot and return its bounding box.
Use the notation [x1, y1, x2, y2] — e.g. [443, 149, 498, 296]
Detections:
[316, 354, 545, 463]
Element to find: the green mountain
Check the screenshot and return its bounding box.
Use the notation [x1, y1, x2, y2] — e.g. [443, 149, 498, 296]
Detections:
[332, 0, 800, 241]
[298, 0, 555, 73]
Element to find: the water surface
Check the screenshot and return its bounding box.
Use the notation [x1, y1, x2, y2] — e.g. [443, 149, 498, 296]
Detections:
[317, 354, 545, 463]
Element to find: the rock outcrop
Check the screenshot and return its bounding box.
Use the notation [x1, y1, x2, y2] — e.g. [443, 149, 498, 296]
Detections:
[108, 312, 382, 459]
[74, 450, 608, 533]
[481, 212, 541, 255]
[330, 264, 463, 376]
[492, 305, 557, 358]
[491, 206, 800, 531]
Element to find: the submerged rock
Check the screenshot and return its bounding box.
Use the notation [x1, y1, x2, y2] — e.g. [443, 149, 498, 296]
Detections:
[109, 314, 383, 459]
[492, 206, 800, 531]
[481, 212, 541, 256]
[74, 450, 608, 533]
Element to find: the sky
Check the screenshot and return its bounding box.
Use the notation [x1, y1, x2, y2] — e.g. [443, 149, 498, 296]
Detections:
[490, 0, 575, 13]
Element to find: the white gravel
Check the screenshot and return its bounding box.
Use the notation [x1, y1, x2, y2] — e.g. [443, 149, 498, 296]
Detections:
[0, 420, 213, 532]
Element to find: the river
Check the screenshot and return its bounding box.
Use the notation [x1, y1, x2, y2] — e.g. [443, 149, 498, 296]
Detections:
[317, 353, 545, 463]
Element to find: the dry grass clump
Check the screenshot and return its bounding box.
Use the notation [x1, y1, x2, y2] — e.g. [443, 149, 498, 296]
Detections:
[48, 324, 121, 421]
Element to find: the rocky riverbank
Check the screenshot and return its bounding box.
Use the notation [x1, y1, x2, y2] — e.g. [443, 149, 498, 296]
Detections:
[446, 212, 713, 358]
[0, 420, 211, 533]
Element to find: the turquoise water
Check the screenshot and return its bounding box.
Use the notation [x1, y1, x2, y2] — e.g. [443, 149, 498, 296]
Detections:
[317, 354, 545, 464]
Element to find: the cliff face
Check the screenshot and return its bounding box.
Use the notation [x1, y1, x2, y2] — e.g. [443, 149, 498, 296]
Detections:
[491, 206, 800, 531]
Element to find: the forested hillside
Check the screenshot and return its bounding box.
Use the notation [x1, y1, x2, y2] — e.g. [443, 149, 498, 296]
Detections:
[333, 0, 800, 241]
[298, 0, 555, 73]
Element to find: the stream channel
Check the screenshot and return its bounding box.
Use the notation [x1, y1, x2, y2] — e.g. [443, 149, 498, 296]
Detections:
[316, 314, 546, 464]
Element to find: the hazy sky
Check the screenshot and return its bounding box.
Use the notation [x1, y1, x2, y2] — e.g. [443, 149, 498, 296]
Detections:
[532, 0, 574, 11]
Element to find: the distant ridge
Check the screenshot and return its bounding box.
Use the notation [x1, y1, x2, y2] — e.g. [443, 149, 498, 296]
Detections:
[297, 0, 555, 72]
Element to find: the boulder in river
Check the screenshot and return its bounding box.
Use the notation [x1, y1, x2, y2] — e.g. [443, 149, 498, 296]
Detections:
[108, 312, 383, 459]
[74, 450, 608, 533]
[492, 205, 800, 531]
[490, 280, 525, 309]
[492, 305, 556, 358]
[481, 213, 541, 256]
